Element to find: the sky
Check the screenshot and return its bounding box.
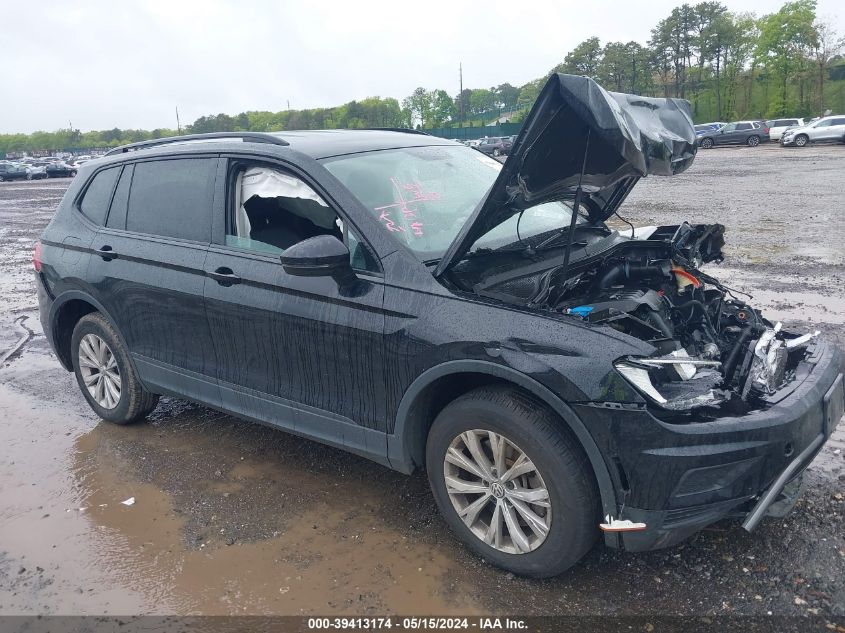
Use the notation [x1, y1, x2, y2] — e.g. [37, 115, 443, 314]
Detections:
[2, 0, 843, 134]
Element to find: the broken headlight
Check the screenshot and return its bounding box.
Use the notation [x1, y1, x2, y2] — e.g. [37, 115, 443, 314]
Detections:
[614, 352, 727, 410]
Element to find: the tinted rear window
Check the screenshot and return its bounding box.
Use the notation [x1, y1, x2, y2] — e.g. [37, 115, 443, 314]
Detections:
[126, 158, 215, 242]
[80, 167, 120, 225]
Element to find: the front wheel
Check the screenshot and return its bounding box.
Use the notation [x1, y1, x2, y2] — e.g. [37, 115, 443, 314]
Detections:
[71, 313, 159, 424]
[795, 134, 809, 147]
[699, 138, 713, 149]
[493, 148, 501, 157]
[426, 386, 599, 578]
[747, 135, 760, 147]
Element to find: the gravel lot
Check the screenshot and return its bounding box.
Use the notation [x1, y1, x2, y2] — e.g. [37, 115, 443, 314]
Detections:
[0, 144, 843, 618]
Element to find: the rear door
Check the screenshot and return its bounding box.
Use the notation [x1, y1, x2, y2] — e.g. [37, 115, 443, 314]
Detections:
[87, 155, 222, 405]
[826, 117, 845, 141]
[734, 122, 753, 143]
[203, 157, 388, 456]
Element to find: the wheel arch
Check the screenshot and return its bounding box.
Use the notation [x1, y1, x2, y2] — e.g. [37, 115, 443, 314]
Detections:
[49, 291, 126, 372]
[387, 360, 620, 535]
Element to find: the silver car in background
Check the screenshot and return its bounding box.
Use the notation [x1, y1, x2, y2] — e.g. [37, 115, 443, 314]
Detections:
[765, 117, 804, 141]
[781, 115, 845, 146]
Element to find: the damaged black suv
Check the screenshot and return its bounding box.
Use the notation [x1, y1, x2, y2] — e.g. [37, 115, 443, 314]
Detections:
[36, 74, 844, 578]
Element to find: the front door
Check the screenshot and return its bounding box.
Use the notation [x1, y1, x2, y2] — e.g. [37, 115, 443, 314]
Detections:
[203, 159, 388, 458]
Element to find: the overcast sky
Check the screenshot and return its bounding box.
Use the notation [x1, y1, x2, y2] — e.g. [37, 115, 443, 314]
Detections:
[2, 0, 843, 134]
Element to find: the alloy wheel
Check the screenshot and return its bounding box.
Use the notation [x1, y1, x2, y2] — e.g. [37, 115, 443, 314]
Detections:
[443, 429, 551, 554]
[796, 135, 807, 147]
[747, 136, 759, 147]
[78, 333, 121, 409]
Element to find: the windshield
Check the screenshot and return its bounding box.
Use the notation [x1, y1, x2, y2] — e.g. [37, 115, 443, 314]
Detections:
[323, 145, 581, 261]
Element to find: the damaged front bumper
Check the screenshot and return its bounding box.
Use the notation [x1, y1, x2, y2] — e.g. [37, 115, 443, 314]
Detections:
[573, 340, 844, 552]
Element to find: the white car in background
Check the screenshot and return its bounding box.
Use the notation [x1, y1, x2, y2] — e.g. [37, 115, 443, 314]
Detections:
[780, 115, 845, 147]
[765, 117, 804, 141]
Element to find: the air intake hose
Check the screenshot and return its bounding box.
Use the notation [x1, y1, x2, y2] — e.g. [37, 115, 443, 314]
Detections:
[596, 262, 668, 290]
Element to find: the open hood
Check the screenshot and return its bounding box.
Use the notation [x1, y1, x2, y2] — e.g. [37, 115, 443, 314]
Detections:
[434, 74, 697, 278]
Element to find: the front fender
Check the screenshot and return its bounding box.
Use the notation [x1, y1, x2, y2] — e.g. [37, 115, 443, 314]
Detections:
[387, 359, 621, 545]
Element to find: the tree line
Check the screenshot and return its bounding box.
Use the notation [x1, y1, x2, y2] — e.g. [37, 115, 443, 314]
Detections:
[2, 0, 843, 154]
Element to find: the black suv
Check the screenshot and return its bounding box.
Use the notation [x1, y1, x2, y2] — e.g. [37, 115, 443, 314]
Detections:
[697, 120, 770, 148]
[36, 74, 843, 578]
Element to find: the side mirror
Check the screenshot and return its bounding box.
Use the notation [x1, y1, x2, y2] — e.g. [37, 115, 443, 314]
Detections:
[280, 234, 353, 280]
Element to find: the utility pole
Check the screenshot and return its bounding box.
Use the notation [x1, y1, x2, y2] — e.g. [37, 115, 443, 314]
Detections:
[459, 62, 464, 128]
[175, 106, 182, 134]
[287, 100, 290, 111]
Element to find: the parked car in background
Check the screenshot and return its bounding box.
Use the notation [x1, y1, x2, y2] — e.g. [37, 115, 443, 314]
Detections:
[694, 123, 724, 137]
[780, 115, 845, 147]
[46, 161, 77, 178]
[765, 118, 804, 141]
[25, 164, 48, 180]
[476, 136, 511, 156]
[697, 121, 770, 148]
[0, 162, 29, 181]
[67, 156, 93, 170]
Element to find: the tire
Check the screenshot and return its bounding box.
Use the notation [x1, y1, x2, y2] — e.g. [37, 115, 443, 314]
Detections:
[426, 386, 599, 578]
[26, 174, 33, 180]
[493, 148, 501, 157]
[699, 138, 713, 149]
[795, 134, 808, 147]
[0, 176, 5, 182]
[746, 135, 760, 147]
[71, 313, 159, 425]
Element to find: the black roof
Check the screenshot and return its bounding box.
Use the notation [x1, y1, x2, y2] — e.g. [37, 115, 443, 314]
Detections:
[104, 129, 456, 161]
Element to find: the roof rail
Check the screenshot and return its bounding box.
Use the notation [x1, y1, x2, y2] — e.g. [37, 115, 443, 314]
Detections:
[363, 127, 431, 136]
[104, 132, 290, 156]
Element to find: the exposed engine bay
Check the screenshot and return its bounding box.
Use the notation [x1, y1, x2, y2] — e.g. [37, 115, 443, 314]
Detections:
[454, 223, 819, 414]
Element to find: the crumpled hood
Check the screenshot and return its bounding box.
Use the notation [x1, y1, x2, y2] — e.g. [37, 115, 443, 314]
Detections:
[434, 73, 697, 277]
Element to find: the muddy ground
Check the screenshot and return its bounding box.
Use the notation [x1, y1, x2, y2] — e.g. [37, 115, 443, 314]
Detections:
[0, 144, 843, 617]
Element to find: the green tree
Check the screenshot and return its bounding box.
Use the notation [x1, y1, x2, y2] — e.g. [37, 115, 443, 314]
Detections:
[811, 19, 845, 116]
[493, 83, 520, 108]
[755, 0, 818, 116]
[402, 87, 431, 128]
[558, 36, 603, 77]
[428, 90, 455, 127]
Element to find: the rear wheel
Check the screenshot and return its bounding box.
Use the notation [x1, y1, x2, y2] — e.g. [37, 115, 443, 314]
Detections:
[71, 313, 159, 424]
[426, 386, 599, 578]
[746, 135, 760, 147]
[699, 137, 713, 149]
[795, 134, 809, 147]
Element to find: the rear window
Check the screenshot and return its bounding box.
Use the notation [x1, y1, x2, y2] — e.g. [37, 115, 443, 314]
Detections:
[126, 158, 215, 242]
[79, 167, 120, 225]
